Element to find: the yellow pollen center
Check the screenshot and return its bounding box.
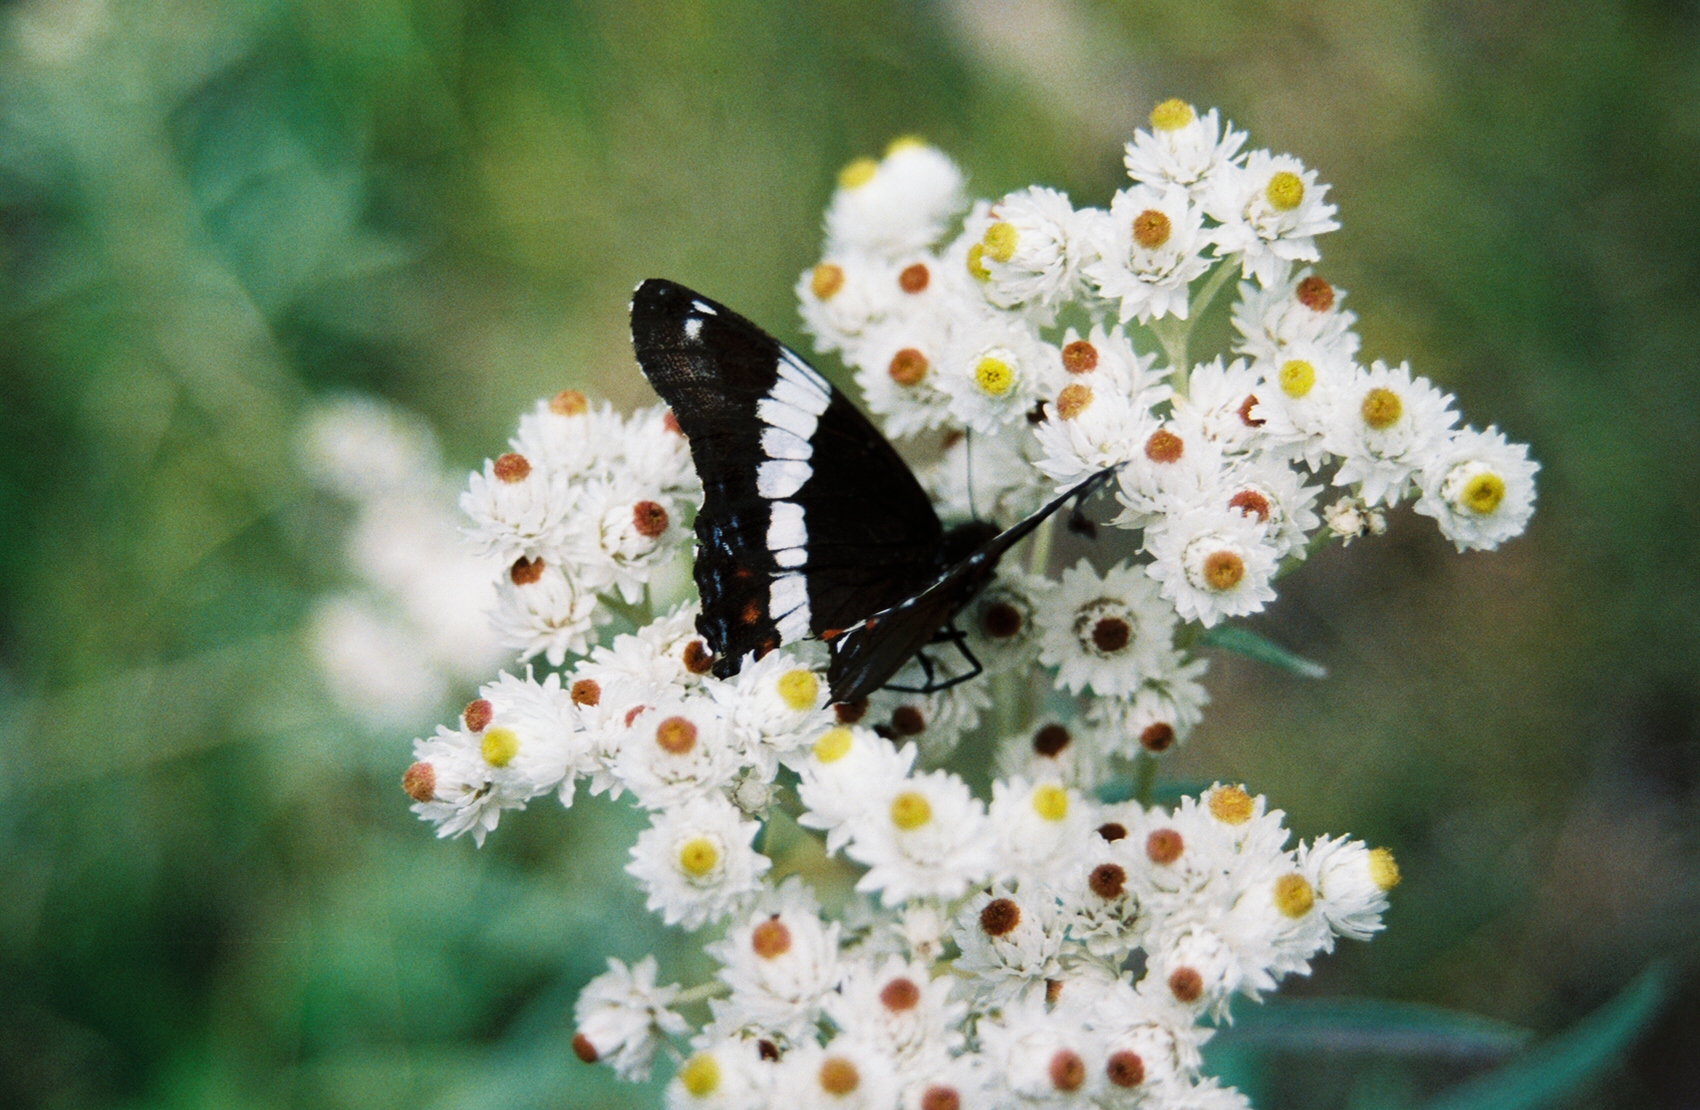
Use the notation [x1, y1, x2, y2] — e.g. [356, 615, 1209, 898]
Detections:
[982, 221, 1018, 263]
[1266, 170, 1305, 211]
[678, 1053, 722, 1097]
[1462, 472, 1506, 514]
[481, 727, 520, 767]
[1274, 873, 1315, 918]
[1369, 847, 1402, 890]
[1150, 98, 1195, 131]
[818, 1057, 860, 1095]
[886, 134, 927, 155]
[1133, 208, 1172, 250]
[966, 243, 991, 282]
[1209, 785, 1254, 825]
[1361, 387, 1403, 430]
[813, 727, 853, 763]
[1279, 359, 1316, 398]
[810, 262, 845, 300]
[974, 357, 1015, 397]
[1032, 783, 1070, 822]
[677, 837, 721, 877]
[838, 157, 878, 189]
[777, 669, 820, 710]
[890, 790, 933, 830]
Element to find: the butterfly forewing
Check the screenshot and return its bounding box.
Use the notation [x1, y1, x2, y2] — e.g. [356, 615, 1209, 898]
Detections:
[630, 279, 943, 675]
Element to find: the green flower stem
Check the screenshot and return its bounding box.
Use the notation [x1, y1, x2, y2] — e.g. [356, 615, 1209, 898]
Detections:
[673, 980, 732, 1006]
[1132, 750, 1159, 806]
[1153, 256, 1242, 399]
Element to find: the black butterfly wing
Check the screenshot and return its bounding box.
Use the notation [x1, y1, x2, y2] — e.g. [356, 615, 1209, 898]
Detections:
[630, 279, 944, 675]
[826, 467, 1120, 703]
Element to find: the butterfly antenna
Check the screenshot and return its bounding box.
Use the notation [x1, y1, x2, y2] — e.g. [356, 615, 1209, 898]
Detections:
[964, 430, 978, 522]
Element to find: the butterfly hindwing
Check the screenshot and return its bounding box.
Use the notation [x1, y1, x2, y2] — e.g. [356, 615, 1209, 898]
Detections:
[630, 279, 944, 675]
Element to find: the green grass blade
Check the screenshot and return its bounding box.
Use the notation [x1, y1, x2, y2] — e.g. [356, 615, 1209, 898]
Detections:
[1198, 625, 1329, 678]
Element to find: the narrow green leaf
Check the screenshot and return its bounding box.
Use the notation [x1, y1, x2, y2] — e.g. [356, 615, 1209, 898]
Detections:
[1198, 625, 1328, 678]
[1417, 962, 1671, 1110]
[1209, 997, 1532, 1061]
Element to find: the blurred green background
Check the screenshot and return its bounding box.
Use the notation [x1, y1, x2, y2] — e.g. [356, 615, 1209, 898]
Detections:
[2, 0, 1696, 1107]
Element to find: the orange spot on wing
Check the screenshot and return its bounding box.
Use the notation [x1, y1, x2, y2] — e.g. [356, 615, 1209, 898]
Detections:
[741, 600, 762, 625]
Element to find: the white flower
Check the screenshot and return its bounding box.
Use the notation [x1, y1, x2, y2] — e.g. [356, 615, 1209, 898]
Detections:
[937, 317, 1062, 435]
[988, 776, 1094, 887]
[844, 769, 996, 904]
[977, 994, 1106, 1106]
[865, 654, 992, 768]
[627, 794, 772, 930]
[562, 477, 688, 604]
[995, 719, 1112, 792]
[1088, 976, 1211, 1094]
[572, 956, 690, 1081]
[405, 700, 569, 845]
[1080, 660, 1211, 758]
[852, 299, 964, 438]
[825, 140, 968, 260]
[1300, 836, 1397, 943]
[489, 558, 607, 665]
[1036, 559, 1174, 697]
[1032, 326, 1166, 493]
[1173, 357, 1269, 457]
[667, 1038, 773, 1110]
[1123, 100, 1248, 202]
[951, 887, 1068, 998]
[1414, 426, 1539, 551]
[798, 253, 901, 357]
[298, 395, 441, 501]
[622, 402, 701, 503]
[1112, 421, 1228, 529]
[769, 1037, 904, 1110]
[1247, 341, 1357, 471]
[1217, 455, 1324, 559]
[1083, 182, 1215, 323]
[613, 697, 743, 810]
[478, 669, 592, 805]
[826, 957, 966, 1076]
[919, 424, 1047, 529]
[976, 186, 1090, 322]
[961, 570, 1054, 676]
[796, 727, 918, 853]
[707, 881, 843, 1044]
[589, 602, 715, 692]
[1321, 495, 1387, 545]
[1325, 361, 1460, 506]
[1207, 150, 1341, 286]
[706, 648, 833, 777]
[1144, 506, 1280, 627]
[510, 394, 626, 483]
[1230, 268, 1359, 365]
[1049, 835, 1146, 962]
[460, 450, 573, 562]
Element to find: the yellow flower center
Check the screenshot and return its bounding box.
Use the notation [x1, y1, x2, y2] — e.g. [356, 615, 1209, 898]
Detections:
[974, 357, 1016, 397]
[1274, 873, 1315, 918]
[481, 727, 519, 767]
[1150, 98, 1195, 131]
[777, 668, 819, 710]
[813, 727, 853, 763]
[1360, 387, 1403, 430]
[982, 221, 1018, 263]
[838, 157, 878, 189]
[1462, 472, 1506, 514]
[677, 836, 721, 877]
[1208, 785, 1254, 825]
[818, 1057, 860, 1095]
[678, 1053, 722, 1098]
[966, 242, 991, 282]
[885, 134, 926, 155]
[1032, 783, 1070, 822]
[810, 262, 845, 300]
[1279, 359, 1316, 398]
[890, 790, 933, 830]
[1266, 170, 1305, 211]
[1369, 847, 1402, 890]
[1202, 551, 1245, 591]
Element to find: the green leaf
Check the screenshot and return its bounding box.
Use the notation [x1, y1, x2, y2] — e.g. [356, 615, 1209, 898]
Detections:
[1198, 625, 1328, 678]
[1210, 997, 1532, 1061]
[1416, 962, 1671, 1110]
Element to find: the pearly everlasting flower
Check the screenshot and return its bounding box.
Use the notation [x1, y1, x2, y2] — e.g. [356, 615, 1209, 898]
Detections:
[1083, 182, 1214, 323]
[1247, 340, 1357, 471]
[1217, 455, 1324, 560]
[1036, 559, 1174, 697]
[826, 957, 967, 1075]
[1081, 658, 1211, 758]
[845, 769, 997, 904]
[627, 794, 771, 930]
[1144, 507, 1280, 627]
[1112, 421, 1228, 528]
[988, 776, 1093, 886]
[852, 303, 964, 438]
[769, 1036, 904, 1110]
[707, 648, 833, 777]
[797, 726, 919, 853]
[797, 254, 901, 357]
[977, 994, 1107, 1106]
[1172, 357, 1269, 457]
[707, 880, 844, 1044]
[825, 139, 968, 260]
[976, 186, 1090, 323]
[1123, 100, 1248, 202]
[866, 658, 992, 767]
[961, 570, 1054, 676]
[1208, 150, 1340, 286]
[1231, 268, 1359, 365]
[613, 698, 743, 810]
[478, 669, 592, 804]
[1050, 835, 1146, 961]
[1325, 361, 1460, 506]
[1033, 326, 1166, 492]
[563, 477, 689, 604]
[588, 602, 716, 692]
[951, 887, 1068, 999]
[667, 1038, 773, 1110]
[937, 318, 1062, 435]
[511, 394, 627, 482]
[1300, 835, 1398, 943]
[460, 451, 572, 562]
[920, 425, 1048, 529]
[572, 956, 690, 1081]
[490, 558, 607, 665]
[996, 718, 1112, 791]
[1414, 426, 1539, 551]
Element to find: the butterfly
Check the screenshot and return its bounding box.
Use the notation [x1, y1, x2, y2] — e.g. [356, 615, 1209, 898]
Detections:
[629, 278, 1115, 705]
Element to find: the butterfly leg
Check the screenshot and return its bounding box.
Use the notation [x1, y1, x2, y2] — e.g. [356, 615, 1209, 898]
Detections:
[1067, 465, 1121, 538]
[885, 622, 983, 694]
[882, 648, 940, 694]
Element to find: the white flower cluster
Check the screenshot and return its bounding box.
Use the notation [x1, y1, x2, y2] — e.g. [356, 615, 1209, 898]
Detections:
[298, 396, 507, 727]
[395, 103, 1541, 1110]
[458, 391, 701, 664]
